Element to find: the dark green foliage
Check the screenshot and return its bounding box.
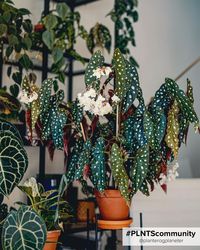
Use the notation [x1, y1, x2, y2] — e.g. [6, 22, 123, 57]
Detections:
[85, 50, 104, 90]
[87, 23, 112, 54]
[2, 206, 47, 250]
[90, 138, 106, 192]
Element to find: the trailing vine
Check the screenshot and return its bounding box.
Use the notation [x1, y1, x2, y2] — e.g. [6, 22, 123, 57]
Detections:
[109, 0, 139, 67]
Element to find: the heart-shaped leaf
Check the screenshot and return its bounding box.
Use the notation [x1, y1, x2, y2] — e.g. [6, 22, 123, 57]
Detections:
[2, 205, 47, 250]
[0, 131, 28, 196]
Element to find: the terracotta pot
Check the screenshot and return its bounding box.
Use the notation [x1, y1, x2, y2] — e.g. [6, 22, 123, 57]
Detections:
[34, 23, 44, 32]
[77, 200, 95, 222]
[43, 230, 61, 250]
[95, 189, 129, 221]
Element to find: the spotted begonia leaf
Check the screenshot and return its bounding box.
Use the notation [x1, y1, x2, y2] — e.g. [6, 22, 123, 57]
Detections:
[85, 50, 104, 90]
[124, 114, 147, 152]
[75, 140, 91, 180]
[59, 139, 83, 196]
[165, 101, 179, 158]
[110, 143, 130, 203]
[40, 89, 67, 149]
[90, 137, 105, 192]
[122, 60, 138, 112]
[130, 144, 149, 196]
[113, 49, 128, 99]
[144, 109, 166, 150]
[72, 100, 83, 127]
[139, 179, 150, 196]
[39, 79, 53, 122]
[179, 80, 195, 144]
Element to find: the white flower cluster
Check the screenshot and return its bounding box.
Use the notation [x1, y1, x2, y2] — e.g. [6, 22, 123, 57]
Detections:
[23, 177, 40, 197]
[18, 90, 38, 104]
[77, 88, 120, 116]
[93, 66, 112, 79]
[159, 161, 179, 185]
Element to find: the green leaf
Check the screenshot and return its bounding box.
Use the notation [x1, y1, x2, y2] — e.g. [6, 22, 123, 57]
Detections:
[56, 3, 69, 20]
[0, 129, 28, 196]
[7, 66, 12, 77]
[52, 47, 63, 64]
[44, 14, 58, 30]
[42, 30, 54, 50]
[113, 48, 128, 99]
[110, 143, 130, 203]
[0, 24, 7, 35]
[22, 36, 32, 50]
[2, 205, 47, 250]
[3, 11, 11, 22]
[22, 19, 33, 33]
[90, 138, 106, 192]
[8, 34, 18, 46]
[5, 46, 13, 58]
[75, 140, 91, 179]
[18, 8, 31, 15]
[12, 71, 22, 85]
[19, 54, 33, 70]
[85, 50, 104, 90]
[130, 144, 149, 196]
[0, 118, 22, 143]
[9, 84, 19, 98]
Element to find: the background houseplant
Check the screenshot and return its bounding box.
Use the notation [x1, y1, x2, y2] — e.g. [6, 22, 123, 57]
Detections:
[18, 177, 73, 250]
[23, 49, 199, 222]
[0, 118, 47, 250]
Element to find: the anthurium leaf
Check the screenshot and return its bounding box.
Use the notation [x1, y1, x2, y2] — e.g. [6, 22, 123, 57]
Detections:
[0, 130, 28, 196]
[130, 144, 149, 196]
[165, 101, 179, 158]
[75, 140, 91, 180]
[12, 71, 22, 85]
[0, 118, 22, 142]
[85, 50, 104, 90]
[42, 30, 54, 50]
[90, 137, 106, 192]
[113, 48, 128, 99]
[110, 143, 130, 203]
[56, 3, 69, 21]
[2, 205, 47, 250]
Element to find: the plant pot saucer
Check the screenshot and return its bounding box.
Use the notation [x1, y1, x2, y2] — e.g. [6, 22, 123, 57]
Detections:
[97, 218, 133, 230]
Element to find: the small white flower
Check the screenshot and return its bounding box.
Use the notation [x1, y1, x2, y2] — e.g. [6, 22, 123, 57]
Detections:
[111, 94, 120, 103]
[18, 90, 38, 104]
[29, 92, 38, 102]
[159, 161, 179, 186]
[104, 67, 112, 76]
[23, 177, 40, 197]
[83, 88, 96, 98]
[93, 67, 102, 79]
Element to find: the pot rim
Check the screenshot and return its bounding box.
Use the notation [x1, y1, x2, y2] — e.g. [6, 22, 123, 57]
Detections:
[94, 189, 128, 198]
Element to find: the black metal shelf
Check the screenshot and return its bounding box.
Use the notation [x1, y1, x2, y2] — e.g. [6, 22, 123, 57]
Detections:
[0, 0, 115, 185]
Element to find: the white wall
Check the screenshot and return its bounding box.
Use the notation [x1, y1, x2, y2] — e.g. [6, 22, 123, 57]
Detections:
[3, 0, 200, 205]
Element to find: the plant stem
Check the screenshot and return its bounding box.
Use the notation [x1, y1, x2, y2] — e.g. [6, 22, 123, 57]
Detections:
[80, 122, 86, 142]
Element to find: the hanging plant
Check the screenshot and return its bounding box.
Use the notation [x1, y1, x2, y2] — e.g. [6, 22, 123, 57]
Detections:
[87, 22, 112, 54]
[108, 0, 139, 67]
